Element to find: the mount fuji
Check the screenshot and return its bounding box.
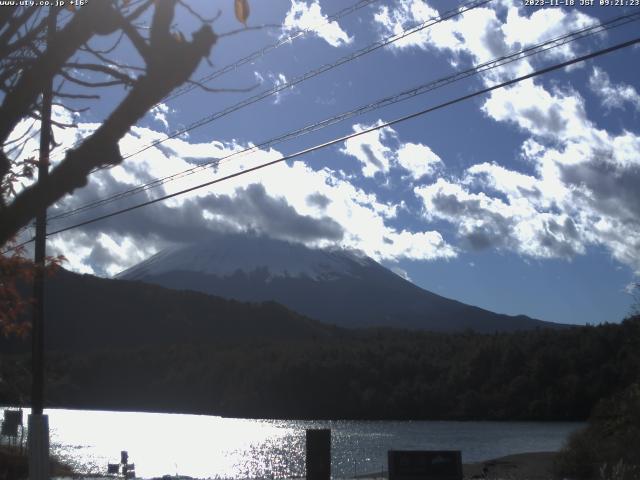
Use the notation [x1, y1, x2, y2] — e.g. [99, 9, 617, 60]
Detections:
[117, 233, 560, 333]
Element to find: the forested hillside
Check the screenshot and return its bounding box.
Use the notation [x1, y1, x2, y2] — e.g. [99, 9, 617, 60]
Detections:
[2, 316, 638, 421]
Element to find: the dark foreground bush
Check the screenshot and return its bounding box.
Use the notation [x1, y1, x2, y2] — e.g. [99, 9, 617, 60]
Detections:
[554, 383, 640, 479]
[0, 445, 74, 480]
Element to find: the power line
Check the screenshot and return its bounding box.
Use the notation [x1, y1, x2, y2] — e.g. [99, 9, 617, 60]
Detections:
[6, 0, 486, 242]
[47, 11, 640, 223]
[5, 33, 635, 254]
[91, 0, 493, 173]
[164, 0, 384, 104]
[48, 11, 640, 221]
[48, 0, 384, 163]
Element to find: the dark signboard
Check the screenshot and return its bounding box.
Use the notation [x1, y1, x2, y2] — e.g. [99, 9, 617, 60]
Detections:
[1, 410, 22, 437]
[306, 429, 331, 480]
[388, 450, 463, 480]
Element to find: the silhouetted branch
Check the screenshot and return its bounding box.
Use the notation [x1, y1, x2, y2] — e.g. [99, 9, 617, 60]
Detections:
[178, 1, 222, 24]
[0, 0, 218, 246]
[80, 30, 125, 55]
[64, 62, 137, 85]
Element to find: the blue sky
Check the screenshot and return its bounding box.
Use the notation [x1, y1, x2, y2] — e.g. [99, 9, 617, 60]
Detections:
[10, 0, 640, 325]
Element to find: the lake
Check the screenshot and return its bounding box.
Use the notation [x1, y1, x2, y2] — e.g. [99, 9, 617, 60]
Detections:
[7, 408, 584, 479]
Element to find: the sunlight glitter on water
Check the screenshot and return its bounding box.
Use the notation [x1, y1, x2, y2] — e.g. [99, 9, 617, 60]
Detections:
[5, 407, 583, 479]
[47, 409, 307, 479]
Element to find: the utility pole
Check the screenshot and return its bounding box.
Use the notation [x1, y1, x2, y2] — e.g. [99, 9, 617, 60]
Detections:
[29, 6, 56, 480]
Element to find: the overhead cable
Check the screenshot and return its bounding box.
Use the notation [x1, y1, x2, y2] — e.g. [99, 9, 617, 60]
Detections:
[165, 0, 385, 103]
[47, 11, 640, 223]
[3, 33, 632, 254]
[91, 0, 493, 172]
[48, 0, 386, 162]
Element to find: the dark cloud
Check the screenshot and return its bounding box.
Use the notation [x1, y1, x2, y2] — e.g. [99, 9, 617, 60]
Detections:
[535, 217, 581, 258]
[52, 171, 344, 275]
[517, 185, 542, 200]
[83, 242, 119, 277]
[560, 157, 640, 223]
[483, 22, 510, 58]
[428, 188, 583, 257]
[520, 104, 566, 137]
[360, 144, 385, 171]
[430, 191, 513, 250]
[197, 184, 344, 243]
[306, 192, 331, 210]
[465, 228, 507, 250]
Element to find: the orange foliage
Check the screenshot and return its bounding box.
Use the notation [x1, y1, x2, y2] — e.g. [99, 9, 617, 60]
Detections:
[0, 240, 65, 338]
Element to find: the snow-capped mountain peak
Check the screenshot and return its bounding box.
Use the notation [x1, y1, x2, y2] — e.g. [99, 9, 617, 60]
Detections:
[117, 232, 557, 333]
[116, 234, 378, 282]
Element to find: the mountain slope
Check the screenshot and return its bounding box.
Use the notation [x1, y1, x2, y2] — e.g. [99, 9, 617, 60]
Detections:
[118, 234, 562, 333]
[2, 269, 339, 353]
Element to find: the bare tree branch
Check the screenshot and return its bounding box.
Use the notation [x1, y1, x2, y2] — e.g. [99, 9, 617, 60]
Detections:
[125, 0, 156, 22]
[178, 1, 222, 24]
[78, 44, 145, 73]
[64, 62, 137, 85]
[0, 6, 38, 56]
[51, 102, 90, 114]
[0, 1, 123, 145]
[59, 69, 130, 88]
[0, 0, 218, 246]
[2, 120, 37, 147]
[118, 14, 152, 62]
[80, 30, 125, 55]
[54, 90, 101, 100]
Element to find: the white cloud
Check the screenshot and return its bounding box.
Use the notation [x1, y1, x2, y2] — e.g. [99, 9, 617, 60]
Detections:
[500, 5, 593, 62]
[373, 0, 596, 80]
[44, 120, 456, 276]
[254, 71, 293, 104]
[340, 121, 396, 178]
[377, 1, 640, 273]
[3, 106, 81, 199]
[374, 1, 502, 62]
[481, 80, 594, 141]
[413, 99, 640, 273]
[272, 73, 291, 104]
[283, 0, 352, 48]
[150, 103, 172, 130]
[589, 67, 640, 112]
[396, 142, 442, 180]
[390, 265, 412, 282]
[625, 282, 639, 295]
[415, 178, 585, 259]
[340, 121, 443, 181]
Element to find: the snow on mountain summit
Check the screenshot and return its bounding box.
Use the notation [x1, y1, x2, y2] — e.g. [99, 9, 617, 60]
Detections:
[115, 233, 558, 333]
[116, 234, 380, 282]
